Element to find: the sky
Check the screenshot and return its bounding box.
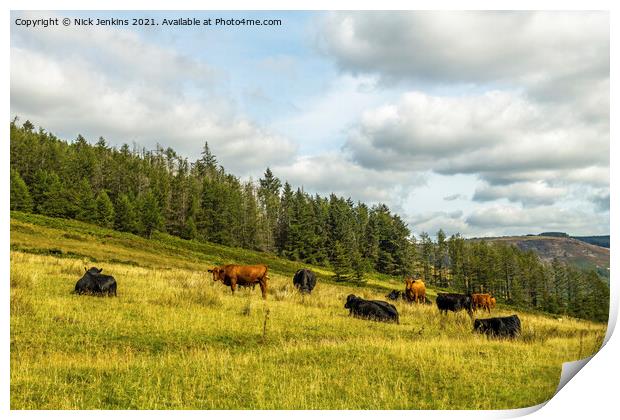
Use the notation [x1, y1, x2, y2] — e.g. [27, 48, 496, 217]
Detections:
[10, 10, 610, 238]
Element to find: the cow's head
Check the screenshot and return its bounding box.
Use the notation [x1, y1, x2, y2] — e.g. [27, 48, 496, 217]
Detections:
[208, 267, 224, 282]
[85, 267, 103, 275]
[473, 319, 483, 331]
[344, 294, 358, 309]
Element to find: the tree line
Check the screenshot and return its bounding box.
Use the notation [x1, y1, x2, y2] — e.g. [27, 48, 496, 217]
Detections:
[9, 120, 609, 322]
[422, 232, 609, 322]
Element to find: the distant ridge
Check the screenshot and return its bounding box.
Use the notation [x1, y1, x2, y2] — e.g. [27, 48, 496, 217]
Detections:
[572, 235, 609, 249]
[534, 232, 609, 249]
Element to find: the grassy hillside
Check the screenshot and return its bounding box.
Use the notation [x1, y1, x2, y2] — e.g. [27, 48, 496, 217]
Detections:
[10, 213, 607, 409]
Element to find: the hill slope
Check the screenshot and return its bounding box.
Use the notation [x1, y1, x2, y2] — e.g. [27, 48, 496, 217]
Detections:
[10, 213, 606, 409]
[573, 235, 610, 248]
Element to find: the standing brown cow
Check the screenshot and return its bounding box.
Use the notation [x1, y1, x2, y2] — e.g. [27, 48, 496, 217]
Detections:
[208, 264, 269, 300]
[405, 277, 426, 304]
[472, 293, 493, 313]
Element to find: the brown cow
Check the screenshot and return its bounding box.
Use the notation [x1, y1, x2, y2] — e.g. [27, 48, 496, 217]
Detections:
[490, 297, 497, 309]
[208, 264, 268, 300]
[472, 293, 493, 313]
[405, 277, 426, 304]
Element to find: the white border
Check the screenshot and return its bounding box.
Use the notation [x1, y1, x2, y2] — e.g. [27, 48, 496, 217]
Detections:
[2, 1, 616, 419]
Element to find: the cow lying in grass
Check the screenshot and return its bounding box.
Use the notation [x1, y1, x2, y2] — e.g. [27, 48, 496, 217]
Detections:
[386, 290, 405, 301]
[73, 267, 117, 297]
[474, 315, 521, 338]
[344, 294, 399, 324]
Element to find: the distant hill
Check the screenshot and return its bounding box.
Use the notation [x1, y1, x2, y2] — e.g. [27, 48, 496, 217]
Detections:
[538, 232, 569, 238]
[572, 235, 610, 249]
[535, 232, 609, 248]
[475, 235, 610, 281]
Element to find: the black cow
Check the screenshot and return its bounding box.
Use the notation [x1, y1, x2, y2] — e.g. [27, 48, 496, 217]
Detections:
[344, 294, 399, 324]
[293, 268, 317, 294]
[474, 315, 521, 338]
[74, 267, 117, 296]
[436, 293, 473, 315]
[386, 290, 405, 301]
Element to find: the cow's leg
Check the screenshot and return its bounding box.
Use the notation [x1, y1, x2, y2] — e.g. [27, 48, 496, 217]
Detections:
[259, 278, 268, 300]
[230, 279, 237, 295]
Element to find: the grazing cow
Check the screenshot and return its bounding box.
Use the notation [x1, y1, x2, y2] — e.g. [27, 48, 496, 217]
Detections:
[209, 264, 268, 299]
[293, 269, 317, 294]
[74, 267, 117, 296]
[436, 293, 473, 315]
[386, 290, 405, 301]
[344, 294, 399, 324]
[472, 293, 494, 313]
[405, 277, 426, 304]
[474, 315, 521, 338]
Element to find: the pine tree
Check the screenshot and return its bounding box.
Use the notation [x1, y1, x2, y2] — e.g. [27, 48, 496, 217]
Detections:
[74, 178, 97, 223]
[434, 229, 447, 286]
[138, 191, 163, 238]
[10, 169, 33, 212]
[114, 194, 139, 233]
[95, 191, 115, 228]
[37, 172, 73, 218]
[276, 181, 294, 255]
[448, 234, 467, 292]
[258, 168, 281, 251]
[420, 232, 434, 284]
[331, 240, 352, 281]
[194, 141, 218, 178]
[22, 120, 34, 132]
[183, 216, 198, 240]
[240, 181, 259, 248]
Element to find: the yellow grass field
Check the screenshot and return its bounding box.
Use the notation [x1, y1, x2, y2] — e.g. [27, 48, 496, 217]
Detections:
[10, 213, 607, 409]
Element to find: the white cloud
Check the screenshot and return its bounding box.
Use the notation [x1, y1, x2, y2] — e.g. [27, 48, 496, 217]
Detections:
[473, 182, 567, 207]
[344, 90, 609, 189]
[443, 194, 467, 202]
[319, 11, 609, 105]
[590, 189, 610, 212]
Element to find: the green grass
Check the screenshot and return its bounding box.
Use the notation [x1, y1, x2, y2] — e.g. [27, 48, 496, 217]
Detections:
[10, 212, 607, 409]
